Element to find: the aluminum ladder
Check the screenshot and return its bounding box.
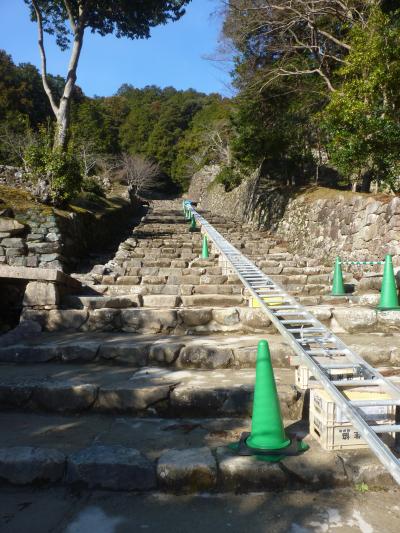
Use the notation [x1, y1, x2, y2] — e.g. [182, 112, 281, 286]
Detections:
[186, 202, 400, 485]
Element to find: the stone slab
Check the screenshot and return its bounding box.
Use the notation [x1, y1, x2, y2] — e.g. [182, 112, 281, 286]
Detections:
[67, 445, 156, 490]
[0, 364, 302, 418]
[0, 265, 81, 289]
[0, 446, 65, 484]
[157, 447, 217, 492]
[216, 447, 288, 491]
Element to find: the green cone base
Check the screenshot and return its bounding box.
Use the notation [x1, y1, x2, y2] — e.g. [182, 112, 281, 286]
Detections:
[377, 305, 400, 311]
[229, 433, 309, 463]
[247, 434, 290, 451]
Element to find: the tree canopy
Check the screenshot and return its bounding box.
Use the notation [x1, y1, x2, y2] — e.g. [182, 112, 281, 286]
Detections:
[24, 0, 191, 150]
[216, 0, 400, 193]
[2, 1, 400, 198]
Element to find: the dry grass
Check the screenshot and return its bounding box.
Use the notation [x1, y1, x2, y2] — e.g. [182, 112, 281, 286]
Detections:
[0, 185, 52, 213]
[0, 184, 129, 218]
[296, 186, 397, 204]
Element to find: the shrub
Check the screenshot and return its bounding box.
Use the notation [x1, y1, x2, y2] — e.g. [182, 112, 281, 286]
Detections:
[82, 176, 105, 197]
[214, 166, 243, 191]
[24, 128, 82, 205]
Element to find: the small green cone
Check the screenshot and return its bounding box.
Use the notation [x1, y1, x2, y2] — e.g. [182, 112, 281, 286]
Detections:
[189, 214, 197, 232]
[229, 340, 309, 461]
[201, 235, 209, 259]
[377, 255, 400, 311]
[246, 340, 291, 452]
[332, 256, 345, 296]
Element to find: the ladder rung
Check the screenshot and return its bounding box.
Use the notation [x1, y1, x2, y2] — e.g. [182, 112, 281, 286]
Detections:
[332, 379, 383, 387]
[287, 328, 326, 333]
[255, 290, 283, 294]
[307, 349, 346, 355]
[321, 363, 361, 369]
[267, 305, 298, 310]
[256, 294, 285, 298]
[269, 304, 299, 311]
[370, 424, 400, 434]
[281, 320, 315, 325]
[352, 400, 400, 407]
[274, 311, 306, 315]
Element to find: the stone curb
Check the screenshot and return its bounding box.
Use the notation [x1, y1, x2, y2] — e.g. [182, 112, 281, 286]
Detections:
[0, 445, 395, 492]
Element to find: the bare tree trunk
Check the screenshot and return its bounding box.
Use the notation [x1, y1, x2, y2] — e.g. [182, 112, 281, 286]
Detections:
[54, 27, 84, 150]
[361, 171, 373, 193]
[31, 0, 86, 152]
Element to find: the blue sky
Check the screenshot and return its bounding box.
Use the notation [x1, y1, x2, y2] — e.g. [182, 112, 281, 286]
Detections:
[0, 0, 232, 97]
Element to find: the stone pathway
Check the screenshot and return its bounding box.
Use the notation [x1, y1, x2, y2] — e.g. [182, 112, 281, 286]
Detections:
[1, 487, 400, 533]
[0, 199, 399, 493]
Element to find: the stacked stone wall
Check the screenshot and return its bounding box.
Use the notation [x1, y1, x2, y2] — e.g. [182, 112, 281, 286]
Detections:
[191, 166, 400, 267]
[274, 193, 400, 267]
[0, 201, 140, 272]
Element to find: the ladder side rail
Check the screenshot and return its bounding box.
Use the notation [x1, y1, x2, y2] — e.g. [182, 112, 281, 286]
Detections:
[188, 205, 400, 485]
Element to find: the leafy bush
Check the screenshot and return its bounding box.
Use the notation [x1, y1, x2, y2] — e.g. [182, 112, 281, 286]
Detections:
[214, 166, 243, 192]
[24, 127, 82, 204]
[82, 176, 105, 197]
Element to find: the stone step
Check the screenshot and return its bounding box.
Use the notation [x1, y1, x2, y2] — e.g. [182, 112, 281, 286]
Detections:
[1, 330, 397, 368]
[180, 295, 245, 307]
[82, 283, 243, 297]
[21, 306, 271, 334]
[0, 364, 302, 419]
[0, 332, 290, 367]
[0, 412, 392, 491]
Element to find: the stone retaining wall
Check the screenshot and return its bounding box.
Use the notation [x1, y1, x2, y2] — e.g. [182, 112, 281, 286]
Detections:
[274, 191, 400, 267]
[191, 167, 400, 266]
[0, 199, 142, 272]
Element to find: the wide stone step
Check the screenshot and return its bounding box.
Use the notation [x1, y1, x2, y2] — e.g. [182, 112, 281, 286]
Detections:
[0, 364, 302, 419]
[180, 295, 244, 307]
[81, 283, 243, 298]
[0, 332, 291, 368]
[0, 412, 392, 491]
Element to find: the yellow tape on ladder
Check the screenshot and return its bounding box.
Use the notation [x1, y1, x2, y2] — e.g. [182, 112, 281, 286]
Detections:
[251, 289, 284, 308]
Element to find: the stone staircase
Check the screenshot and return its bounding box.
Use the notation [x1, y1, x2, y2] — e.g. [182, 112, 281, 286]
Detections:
[0, 199, 398, 492]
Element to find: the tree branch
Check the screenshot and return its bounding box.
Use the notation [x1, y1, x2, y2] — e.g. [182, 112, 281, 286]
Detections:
[31, 0, 59, 117]
[64, 0, 77, 33]
[316, 28, 351, 50]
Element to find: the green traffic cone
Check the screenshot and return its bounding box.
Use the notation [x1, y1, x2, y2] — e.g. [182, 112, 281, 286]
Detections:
[246, 340, 291, 451]
[332, 256, 345, 296]
[377, 255, 400, 311]
[189, 214, 197, 232]
[230, 340, 308, 461]
[201, 235, 209, 259]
